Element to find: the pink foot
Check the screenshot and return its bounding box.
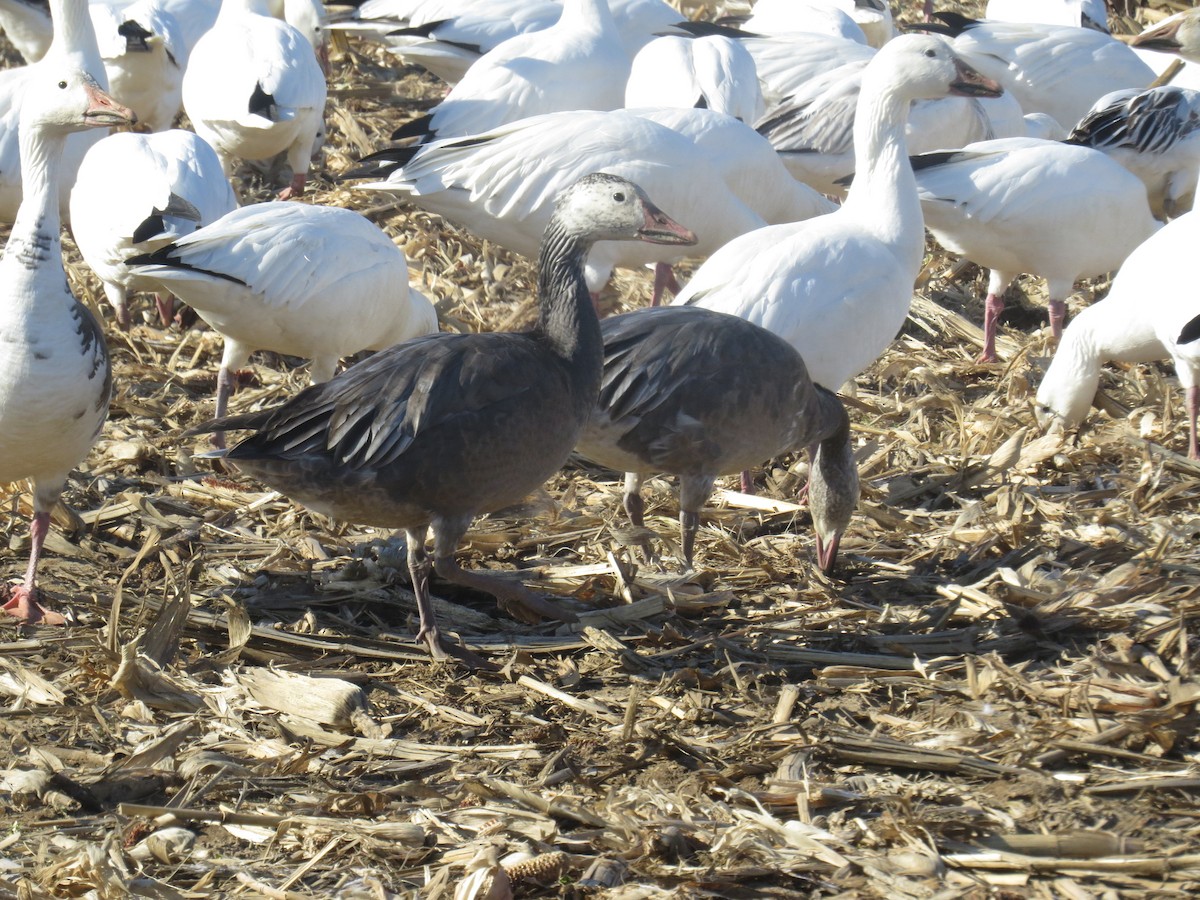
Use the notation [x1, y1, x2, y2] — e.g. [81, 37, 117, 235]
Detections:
[277, 173, 307, 201]
[2, 586, 66, 626]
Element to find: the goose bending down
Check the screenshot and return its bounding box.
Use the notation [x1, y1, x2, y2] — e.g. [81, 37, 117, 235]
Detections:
[672, 35, 1002, 394]
[578, 306, 859, 571]
[624, 34, 764, 124]
[0, 8, 135, 625]
[390, 0, 629, 144]
[182, 0, 326, 199]
[1067, 86, 1200, 220]
[69, 128, 237, 329]
[124, 201, 440, 439]
[920, 13, 1155, 131]
[909, 137, 1160, 361]
[354, 108, 834, 304]
[1035, 210, 1200, 459]
[187, 174, 697, 662]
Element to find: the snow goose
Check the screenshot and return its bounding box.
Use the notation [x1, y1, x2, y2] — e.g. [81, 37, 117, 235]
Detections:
[0, 0, 56, 61]
[69, 128, 237, 329]
[181, 0, 326, 199]
[124, 201, 439, 437]
[756, 52, 1021, 196]
[0, 13, 135, 625]
[1035, 210, 1200, 458]
[624, 33, 764, 124]
[744, 0, 892, 49]
[578, 306, 858, 571]
[90, 0, 187, 131]
[910, 137, 1160, 361]
[389, 0, 629, 144]
[354, 108, 833, 303]
[1067, 86, 1200, 220]
[1129, 8, 1200, 94]
[670, 35, 1002, 393]
[921, 13, 1155, 130]
[984, 0, 1108, 32]
[187, 174, 696, 662]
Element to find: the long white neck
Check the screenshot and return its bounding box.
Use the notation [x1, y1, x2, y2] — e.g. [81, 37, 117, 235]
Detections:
[842, 61, 924, 258]
[7, 123, 67, 276]
[51, 0, 107, 88]
[219, 0, 271, 20]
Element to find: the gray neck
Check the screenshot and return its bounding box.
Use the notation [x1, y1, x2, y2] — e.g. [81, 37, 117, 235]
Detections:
[535, 218, 604, 400]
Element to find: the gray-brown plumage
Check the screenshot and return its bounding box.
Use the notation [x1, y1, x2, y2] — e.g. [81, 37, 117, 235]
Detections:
[578, 306, 859, 571]
[188, 173, 696, 662]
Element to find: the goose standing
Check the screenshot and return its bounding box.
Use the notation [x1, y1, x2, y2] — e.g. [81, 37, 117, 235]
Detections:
[0, 7, 135, 625]
[1035, 210, 1200, 459]
[390, 0, 630, 144]
[187, 174, 696, 661]
[69, 128, 237, 329]
[579, 306, 858, 572]
[182, 0, 326, 199]
[910, 137, 1160, 361]
[91, 0, 187, 131]
[672, 35, 1002, 395]
[125, 202, 440, 439]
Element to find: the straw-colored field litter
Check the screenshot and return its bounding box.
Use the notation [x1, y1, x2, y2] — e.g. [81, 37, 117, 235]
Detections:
[2, 1, 1200, 897]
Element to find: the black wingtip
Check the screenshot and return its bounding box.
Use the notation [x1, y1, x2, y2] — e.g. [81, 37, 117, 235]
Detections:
[249, 81, 278, 120]
[390, 113, 434, 142]
[1178, 314, 1200, 345]
[341, 145, 419, 180]
[118, 18, 153, 51]
[125, 245, 250, 288]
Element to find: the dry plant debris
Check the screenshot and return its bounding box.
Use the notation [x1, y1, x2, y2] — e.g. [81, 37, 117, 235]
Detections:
[2, 2, 1200, 897]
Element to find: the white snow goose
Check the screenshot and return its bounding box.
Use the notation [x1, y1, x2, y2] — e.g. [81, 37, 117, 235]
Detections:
[671, 35, 1003, 394]
[909, 137, 1160, 361]
[69, 128, 237, 329]
[389, 0, 629, 144]
[0, 0, 135, 625]
[578, 306, 859, 572]
[1067, 86, 1200, 220]
[181, 0, 326, 199]
[1036, 209, 1200, 459]
[352, 107, 834, 304]
[90, 0, 187, 131]
[624, 33, 764, 124]
[123, 201, 439, 442]
[185, 174, 696, 662]
[984, 0, 1108, 32]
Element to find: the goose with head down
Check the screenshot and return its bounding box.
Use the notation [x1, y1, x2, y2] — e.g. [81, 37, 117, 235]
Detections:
[187, 174, 696, 662]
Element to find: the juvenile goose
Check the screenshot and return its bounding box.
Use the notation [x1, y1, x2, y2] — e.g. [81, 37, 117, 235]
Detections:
[909, 137, 1160, 361]
[579, 306, 858, 572]
[1035, 210, 1200, 458]
[69, 129, 236, 329]
[0, 16, 135, 625]
[188, 174, 696, 660]
[182, 0, 326, 199]
[125, 201, 439, 438]
[672, 35, 1001, 394]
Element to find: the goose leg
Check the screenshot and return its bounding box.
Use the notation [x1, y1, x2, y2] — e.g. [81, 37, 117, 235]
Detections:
[277, 172, 306, 201]
[1188, 385, 1199, 460]
[1048, 298, 1067, 340]
[622, 471, 657, 560]
[2, 509, 65, 626]
[431, 515, 577, 625]
[978, 291, 1004, 362]
[740, 469, 754, 495]
[678, 474, 716, 570]
[406, 526, 492, 667]
[651, 263, 681, 307]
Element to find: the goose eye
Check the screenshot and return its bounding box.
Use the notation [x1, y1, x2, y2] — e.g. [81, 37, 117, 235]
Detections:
[924, 49, 936, 58]
[613, 191, 626, 202]
[57, 80, 67, 89]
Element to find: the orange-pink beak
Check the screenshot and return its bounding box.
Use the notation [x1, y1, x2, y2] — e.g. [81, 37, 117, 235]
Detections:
[83, 81, 136, 128]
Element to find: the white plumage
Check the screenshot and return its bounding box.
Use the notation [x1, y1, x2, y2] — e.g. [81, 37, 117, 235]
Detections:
[911, 137, 1161, 361]
[69, 128, 237, 328]
[673, 35, 1003, 392]
[625, 34, 764, 124]
[1036, 210, 1200, 458]
[90, 0, 187, 131]
[985, 0, 1108, 32]
[123, 202, 440, 428]
[182, 0, 326, 199]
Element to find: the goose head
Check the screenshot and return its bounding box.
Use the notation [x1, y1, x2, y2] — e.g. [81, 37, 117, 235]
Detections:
[23, 62, 136, 135]
[1034, 330, 1097, 436]
[556, 173, 698, 247]
[868, 34, 1002, 102]
[1131, 10, 1200, 64]
[810, 436, 859, 576]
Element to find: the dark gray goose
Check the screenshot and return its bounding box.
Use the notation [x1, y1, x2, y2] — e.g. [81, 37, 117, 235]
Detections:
[189, 173, 696, 661]
[577, 306, 859, 572]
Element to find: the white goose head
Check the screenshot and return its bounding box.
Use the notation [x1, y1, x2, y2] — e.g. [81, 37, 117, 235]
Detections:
[553, 173, 697, 247]
[866, 34, 1002, 103]
[21, 61, 136, 136]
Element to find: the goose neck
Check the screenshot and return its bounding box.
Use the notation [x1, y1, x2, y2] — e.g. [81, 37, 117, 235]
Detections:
[9, 124, 67, 271]
[843, 69, 921, 239]
[535, 221, 604, 394]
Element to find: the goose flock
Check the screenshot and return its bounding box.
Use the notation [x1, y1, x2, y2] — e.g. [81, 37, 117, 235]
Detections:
[1, 0, 1198, 663]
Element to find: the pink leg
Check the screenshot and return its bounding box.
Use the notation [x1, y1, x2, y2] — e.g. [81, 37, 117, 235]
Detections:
[211, 365, 234, 450]
[924, 0, 935, 21]
[154, 293, 175, 328]
[2, 511, 65, 626]
[277, 172, 307, 201]
[978, 291, 1004, 362]
[650, 263, 681, 307]
[1048, 298, 1067, 340]
[740, 469, 754, 495]
[1188, 385, 1199, 460]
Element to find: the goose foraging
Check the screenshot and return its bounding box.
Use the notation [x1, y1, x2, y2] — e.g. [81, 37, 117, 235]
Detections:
[579, 306, 858, 572]
[187, 174, 696, 661]
[1, 9, 135, 625]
